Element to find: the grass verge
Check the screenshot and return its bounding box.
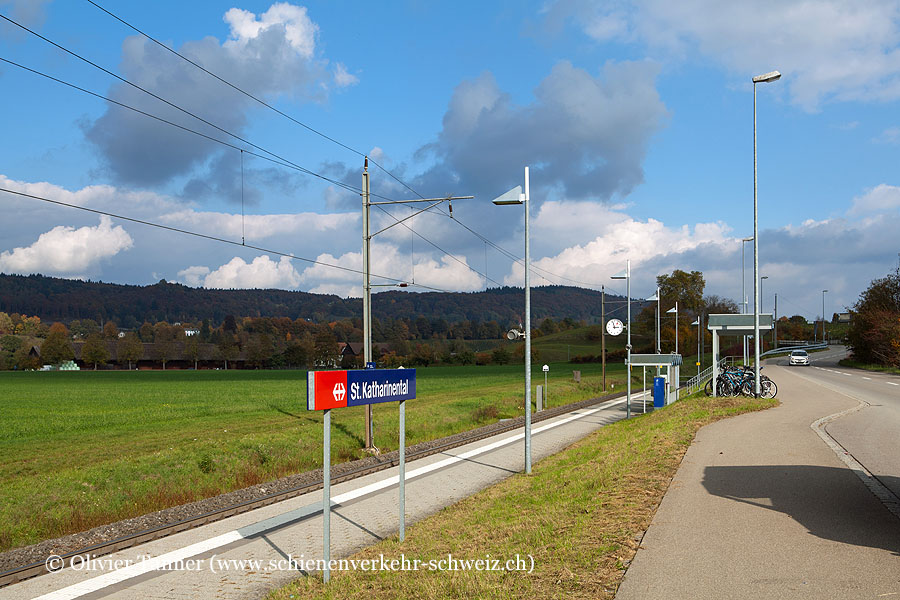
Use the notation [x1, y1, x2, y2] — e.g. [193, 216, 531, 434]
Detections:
[268, 392, 777, 600]
[838, 358, 900, 374]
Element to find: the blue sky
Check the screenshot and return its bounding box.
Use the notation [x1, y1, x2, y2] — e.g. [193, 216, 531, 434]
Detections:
[2, 0, 900, 321]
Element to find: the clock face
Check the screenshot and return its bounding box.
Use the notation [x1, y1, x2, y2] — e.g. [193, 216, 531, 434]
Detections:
[606, 319, 624, 336]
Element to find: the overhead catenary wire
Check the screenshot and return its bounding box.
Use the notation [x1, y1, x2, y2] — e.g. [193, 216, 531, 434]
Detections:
[0, 186, 457, 294]
[78, 1, 610, 290]
[0, 56, 364, 197]
[7, 9, 618, 296]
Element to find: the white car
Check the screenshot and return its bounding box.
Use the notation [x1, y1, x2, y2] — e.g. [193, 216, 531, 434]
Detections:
[789, 350, 810, 366]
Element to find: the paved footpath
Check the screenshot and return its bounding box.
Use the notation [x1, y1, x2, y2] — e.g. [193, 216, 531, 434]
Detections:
[2, 392, 648, 600]
[616, 361, 900, 600]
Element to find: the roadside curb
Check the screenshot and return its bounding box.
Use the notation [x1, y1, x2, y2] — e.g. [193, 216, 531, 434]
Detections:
[800, 372, 900, 521]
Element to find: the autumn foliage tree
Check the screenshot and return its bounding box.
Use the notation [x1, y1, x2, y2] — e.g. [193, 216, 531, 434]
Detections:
[82, 333, 110, 370]
[40, 322, 74, 365]
[847, 267, 900, 367]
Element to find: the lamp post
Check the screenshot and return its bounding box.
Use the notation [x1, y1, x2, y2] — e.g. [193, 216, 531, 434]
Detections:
[692, 318, 700, 373]
[741, 236, 753, 364]
[542, 364, 549, 408]
[492, 167, 532, 473]
[753, 70, 782, 396]
[647, 288, 661, 353]
[667, 302, 678, 355]
[611, 261, 631, 419]
[822, 289, 828, 344]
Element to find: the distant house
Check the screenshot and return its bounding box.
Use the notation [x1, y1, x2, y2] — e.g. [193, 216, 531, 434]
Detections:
[184, 329, 200, 337]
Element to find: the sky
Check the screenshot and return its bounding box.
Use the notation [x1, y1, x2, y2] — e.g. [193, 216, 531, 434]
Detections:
[2, 0, 900, 322]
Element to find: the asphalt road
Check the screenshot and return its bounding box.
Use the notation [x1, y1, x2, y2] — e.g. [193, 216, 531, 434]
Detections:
[775, 346, 900, 500]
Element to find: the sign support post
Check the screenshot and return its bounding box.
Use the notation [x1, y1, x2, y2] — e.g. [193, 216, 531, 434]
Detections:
[399, 399, 406, 541]
[322, 408, 331, 583]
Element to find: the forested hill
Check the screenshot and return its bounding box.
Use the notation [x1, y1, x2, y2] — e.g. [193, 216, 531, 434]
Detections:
[0, 274, 623, 328]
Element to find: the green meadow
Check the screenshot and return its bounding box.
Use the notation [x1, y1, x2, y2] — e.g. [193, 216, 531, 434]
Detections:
[0, 362, 626, 551]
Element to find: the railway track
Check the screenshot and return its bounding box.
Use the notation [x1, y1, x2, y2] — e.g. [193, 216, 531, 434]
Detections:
[0, 389, 629, 588]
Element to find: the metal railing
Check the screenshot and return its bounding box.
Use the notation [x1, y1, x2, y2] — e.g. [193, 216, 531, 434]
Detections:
[682, 357, 728, 397]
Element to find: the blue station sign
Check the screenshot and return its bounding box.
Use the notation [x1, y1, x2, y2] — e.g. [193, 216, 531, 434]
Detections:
[307, 368, 416, 411]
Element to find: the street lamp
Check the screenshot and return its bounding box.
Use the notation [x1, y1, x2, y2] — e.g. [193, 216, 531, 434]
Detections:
[753, 69, 781, 396]
[667, 302, 678, 355]
[493, 167, 532, 474]
[542, 364, 549, 408]
[691, 318, 700, 371]
[647, 288, 661, 353]
[822, 289, 828, 343]
[741, 236, 753, 365]
[611, 261, 631, 419]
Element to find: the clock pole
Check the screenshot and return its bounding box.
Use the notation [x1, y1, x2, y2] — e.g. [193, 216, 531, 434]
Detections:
[601, 285, 606, 392]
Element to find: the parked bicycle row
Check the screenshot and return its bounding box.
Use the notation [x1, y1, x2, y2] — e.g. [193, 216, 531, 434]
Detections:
[704, 365, 777, 398]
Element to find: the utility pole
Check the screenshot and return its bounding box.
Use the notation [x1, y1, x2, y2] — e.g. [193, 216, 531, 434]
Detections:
[361, 157, 473, 452]
[601, 285, 606, 391]
[362, 159, 373, 450]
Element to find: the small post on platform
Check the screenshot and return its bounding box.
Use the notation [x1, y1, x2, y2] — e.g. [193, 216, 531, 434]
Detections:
[323, 408, 331, 583]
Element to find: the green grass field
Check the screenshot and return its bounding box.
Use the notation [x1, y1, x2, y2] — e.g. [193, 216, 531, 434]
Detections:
[0, 362, 627, 551]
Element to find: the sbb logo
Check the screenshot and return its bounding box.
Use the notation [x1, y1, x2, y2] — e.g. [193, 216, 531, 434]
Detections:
[332, 382, 346, 403]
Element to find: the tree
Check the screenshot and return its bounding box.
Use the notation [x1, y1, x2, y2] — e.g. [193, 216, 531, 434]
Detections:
[491, 345, 512, 365]
[153, 338, 175, 370]
[82, 333, 110, 370]
[0, 312, 13, 335]
[847, 267, 900, 366]
[184, 335, 201, 370]
[117, 332, 143, 370]
[218, 335, 239, 369]
[40, 323, 74, 365]
[658, 270, 706, 315]
[139, 322, 155, 342]
[102, 321, 119, 339]
[245, 333, 274, 368]
[703, 295, 739, 317]
[14, 345, 40, 370]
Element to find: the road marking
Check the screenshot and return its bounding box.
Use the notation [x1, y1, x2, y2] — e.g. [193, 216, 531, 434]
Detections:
[841, 373, 853, 377]
[862, 377, 872, 380]
[31, 396, 629, 600]
[887, 382, 899, 386]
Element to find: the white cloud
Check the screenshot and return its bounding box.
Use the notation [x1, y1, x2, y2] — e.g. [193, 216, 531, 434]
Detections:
[85, 2, 345, 186]
[158, 209, 356, 240]
[177, 265, 211, 287]
[0, 216, 133, 274]
[507, 207, 731, 287]
[223, 3, 318, 57]
[298, 242, 483, 297]
[333, 62, 359, 87]
[873, 126, 900, 144]
[849, 183, 900, 214]
[547, 0, 900, 110]
[200, 255, 302, 289]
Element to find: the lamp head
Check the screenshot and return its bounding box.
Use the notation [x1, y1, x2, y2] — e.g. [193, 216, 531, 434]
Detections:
[667, 306, 677, 314]
[752, 70, 781, 83]
[492, 186, 524, 205]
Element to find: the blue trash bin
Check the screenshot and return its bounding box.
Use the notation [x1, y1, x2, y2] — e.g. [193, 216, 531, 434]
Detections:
[653, 376, 666, 408]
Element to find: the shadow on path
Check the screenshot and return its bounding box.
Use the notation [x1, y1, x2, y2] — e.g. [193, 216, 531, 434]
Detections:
[703, 465, 900, 555]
